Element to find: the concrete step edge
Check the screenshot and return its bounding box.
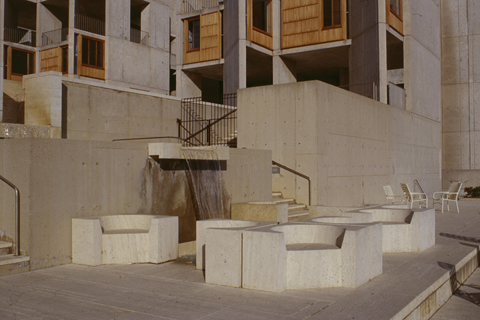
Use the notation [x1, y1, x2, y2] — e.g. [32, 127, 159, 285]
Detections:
[0, 241, 13, 249]
[0, 254, 30, 266]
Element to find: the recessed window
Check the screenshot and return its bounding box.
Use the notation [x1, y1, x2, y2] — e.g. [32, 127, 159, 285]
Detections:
[62, 46, 68, 73]
[252, 0, 271, 34]
[188, 18, 200, 50]
[390, 0, 402, 18]
[12, 49, 34, 75]
[323, 0, 341, 28]
[82, 37, 104, 68]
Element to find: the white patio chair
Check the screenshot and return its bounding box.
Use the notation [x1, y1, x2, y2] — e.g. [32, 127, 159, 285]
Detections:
[400, 183, 428, 208]
[433, 181, 462, 213]
[383, 185, 406, 204]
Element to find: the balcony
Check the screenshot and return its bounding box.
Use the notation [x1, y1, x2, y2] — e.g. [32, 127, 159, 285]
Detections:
[42, 28, 69, 46]
[181, 0, 221, 14]
[130, 28, 150, 46]
[75, 13, 105, 36]
[4, 27, 36, 47]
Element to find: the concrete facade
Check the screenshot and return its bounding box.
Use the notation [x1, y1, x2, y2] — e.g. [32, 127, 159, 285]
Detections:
[441, 0, 480, 189]
[238, 80, 441, 207]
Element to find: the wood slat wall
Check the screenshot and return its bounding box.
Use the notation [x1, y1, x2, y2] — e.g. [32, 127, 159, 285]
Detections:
[386, 0, 403, 34]
[41, 47, 62, 73]
[247, 0, 273, 49]
[184, 11, 222, 64]
[282, 0, 346, 49]
[77, 34, 105, 80]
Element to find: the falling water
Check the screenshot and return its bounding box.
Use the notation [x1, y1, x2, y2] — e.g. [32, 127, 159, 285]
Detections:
[182, 149, 226, 220]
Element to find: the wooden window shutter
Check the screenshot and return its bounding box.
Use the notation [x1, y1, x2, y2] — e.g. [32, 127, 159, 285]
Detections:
[200, 11, 221, 61]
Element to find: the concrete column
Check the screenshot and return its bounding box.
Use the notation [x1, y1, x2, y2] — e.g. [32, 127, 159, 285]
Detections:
[272, 0, 281, 50]
[223, 0, 247, 94]
[273, 56, 296, 84]
[105, 0, 130, 40]
[378, 23, 388, 104]
[68, 0, 75, 76]
[0, 0, 4, 121]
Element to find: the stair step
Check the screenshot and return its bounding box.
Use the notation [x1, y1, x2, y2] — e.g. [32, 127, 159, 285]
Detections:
[272, 198, 295, 205]
[272, 192, 282, 198]
[0, 241, 12, 249]
[0, 254, 30, 266]
[288, 204, 308, 211]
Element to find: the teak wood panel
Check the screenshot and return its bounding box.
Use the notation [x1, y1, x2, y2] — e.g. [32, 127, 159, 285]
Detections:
[41, 47, 62, 73]
[184, 11, 222, 64]
[386, 0, 403, 34]
[282, 0, 347, 49]
[247, 0, 273, 50]
[77, 34, 105, 80]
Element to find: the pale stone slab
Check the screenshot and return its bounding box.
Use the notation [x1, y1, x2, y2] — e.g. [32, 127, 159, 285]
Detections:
[148, 143, 229, 160]
[231, 202, 288, 223]
[72, 215, 178, 265]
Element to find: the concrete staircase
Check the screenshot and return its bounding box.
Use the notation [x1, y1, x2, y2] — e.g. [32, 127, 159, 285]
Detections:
[272, 191, 309, 221]
[0, 241, 30, 277]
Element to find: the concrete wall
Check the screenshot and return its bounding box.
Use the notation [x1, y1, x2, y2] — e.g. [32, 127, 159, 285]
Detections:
[404, 0, 441, 121]
[237, 81, 441, 207]
[0, 138, 271, 270]
[63, 78, 180, 141]
[441, 0, 480, 188]
[105, 0, 170, 93]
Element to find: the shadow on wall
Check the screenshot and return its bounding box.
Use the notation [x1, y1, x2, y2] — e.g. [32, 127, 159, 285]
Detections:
[3, 93, 24, 124]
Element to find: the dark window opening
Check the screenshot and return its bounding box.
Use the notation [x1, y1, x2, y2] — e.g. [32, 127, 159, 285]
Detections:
[323, 0, 341, 28]
[62, 46, 68, 73]
[390, 0, 402, 18]
[252, 0, 271, 34]
[12, 49, 34, 75]
[82, 37, 103, 68]
[188, 18, 200, 50]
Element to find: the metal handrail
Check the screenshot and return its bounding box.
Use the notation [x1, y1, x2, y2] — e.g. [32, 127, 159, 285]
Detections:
[272, 160, 311, 206]
[184, 108, 237, 143]
[0, 175, 20, 256]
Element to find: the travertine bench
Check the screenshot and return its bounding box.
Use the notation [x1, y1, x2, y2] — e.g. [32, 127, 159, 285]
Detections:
[72, 214, 178, 265]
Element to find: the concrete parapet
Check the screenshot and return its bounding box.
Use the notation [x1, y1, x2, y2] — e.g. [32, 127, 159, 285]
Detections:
[149, 143, 229, 160]
[72, 215, 178, 265]
[231, 202, 288, 223]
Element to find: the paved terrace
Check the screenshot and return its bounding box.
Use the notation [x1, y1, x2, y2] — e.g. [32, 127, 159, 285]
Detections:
[1, 201, 480, 320]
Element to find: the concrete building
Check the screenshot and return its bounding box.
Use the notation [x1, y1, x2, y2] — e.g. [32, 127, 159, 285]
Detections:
[0, 0, 479, 270]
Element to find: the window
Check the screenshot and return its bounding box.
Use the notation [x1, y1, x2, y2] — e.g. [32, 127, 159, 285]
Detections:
[62, 46, 68, 73]
[11, 49, 34, 75]
[82, 37, 104, 68]
[188, 18, 200, 50]
[252, 0, 271, 34]
[390, 0, 402, 18]
[323, 0, 341, 28]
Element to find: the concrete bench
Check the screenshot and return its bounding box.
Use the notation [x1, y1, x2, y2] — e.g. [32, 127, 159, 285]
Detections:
[72, 215, 178, 265]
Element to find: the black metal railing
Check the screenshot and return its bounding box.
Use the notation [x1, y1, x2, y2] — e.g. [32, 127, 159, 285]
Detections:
[272, 160, 311, 206]
[42, 28, 69, 46]
[4, 27, 36, 47]
[130, 28, 150, 46]
[0, 174, 20, 256]
[75, 13, 105, 36]
[181, 0, 221, 14]
[179, 94, 237, 148]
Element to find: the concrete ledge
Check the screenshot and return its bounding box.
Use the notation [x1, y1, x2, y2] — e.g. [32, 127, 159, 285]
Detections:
[72, 215, 178, 265]
[148, 143, 229, 160]
[231, 203, 288, 223]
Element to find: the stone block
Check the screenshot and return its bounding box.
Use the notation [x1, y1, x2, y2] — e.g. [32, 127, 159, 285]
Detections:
[72, 215, 178, 265]
[195, 219, 276, 270]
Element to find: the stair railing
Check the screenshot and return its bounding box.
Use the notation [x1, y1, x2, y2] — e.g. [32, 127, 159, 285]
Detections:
[0, 175, 20, 256]
[272, 161, 311, 206]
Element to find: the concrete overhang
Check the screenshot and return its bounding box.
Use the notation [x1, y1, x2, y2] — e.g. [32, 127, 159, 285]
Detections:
[181, 59, 224, 81]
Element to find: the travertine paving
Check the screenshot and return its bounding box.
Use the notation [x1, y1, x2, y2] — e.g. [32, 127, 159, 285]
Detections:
[0, 200, 479, 319]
